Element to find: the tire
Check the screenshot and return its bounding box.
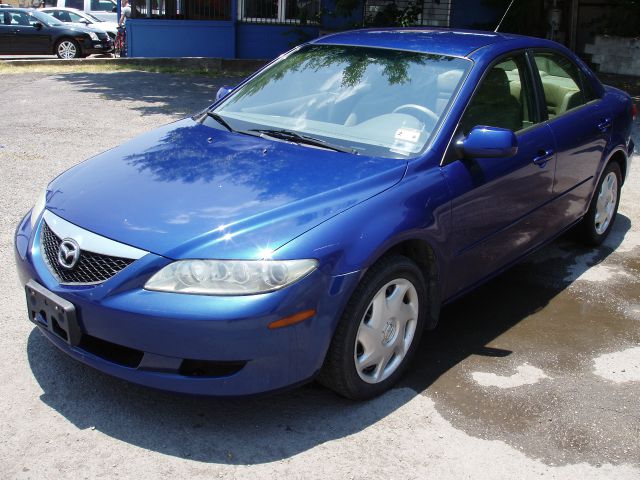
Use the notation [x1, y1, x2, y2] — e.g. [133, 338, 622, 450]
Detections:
[575, 162, 622, 246]
[318, 255, 427, 400]
[55, 39, 81, 59]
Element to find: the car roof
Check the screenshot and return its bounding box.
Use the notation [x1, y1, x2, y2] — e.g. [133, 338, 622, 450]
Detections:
[312, 28, 559, 58]
[42, 7, 84, 12]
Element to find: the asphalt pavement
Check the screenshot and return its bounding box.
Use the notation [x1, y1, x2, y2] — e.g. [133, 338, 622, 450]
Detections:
[0, 71, 638, 479]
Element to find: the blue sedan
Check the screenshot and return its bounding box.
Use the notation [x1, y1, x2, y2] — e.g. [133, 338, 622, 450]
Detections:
[15, 29, 636, 399]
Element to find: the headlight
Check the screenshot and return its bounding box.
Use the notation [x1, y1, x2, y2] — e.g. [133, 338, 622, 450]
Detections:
[30, 189, 47, 229]
[144, 259, 318, 295]
[88, 31, 99, 41]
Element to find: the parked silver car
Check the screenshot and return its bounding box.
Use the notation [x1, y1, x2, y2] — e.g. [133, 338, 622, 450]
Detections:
[42, 6, 117, 38]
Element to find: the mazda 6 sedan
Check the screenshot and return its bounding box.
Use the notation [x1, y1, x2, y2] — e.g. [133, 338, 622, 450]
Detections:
[15, 29, 636, 400]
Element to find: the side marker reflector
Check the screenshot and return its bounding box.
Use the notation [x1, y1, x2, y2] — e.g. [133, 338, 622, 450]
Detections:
[268, 309, 316, 329]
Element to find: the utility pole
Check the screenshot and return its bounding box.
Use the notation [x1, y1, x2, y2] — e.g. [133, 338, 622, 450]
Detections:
[569, 0, 579, 51]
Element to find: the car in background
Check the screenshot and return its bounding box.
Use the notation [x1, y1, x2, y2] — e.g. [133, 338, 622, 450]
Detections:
[15, 29, 636, 400]
[42, 7, 117, 39]
[52, 0, 116, 22]
[0, 8, 113, 58]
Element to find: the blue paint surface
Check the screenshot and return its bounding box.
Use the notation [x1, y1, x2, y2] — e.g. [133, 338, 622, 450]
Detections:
[236, 23, 319, 59]
[128, 19, 235, 58]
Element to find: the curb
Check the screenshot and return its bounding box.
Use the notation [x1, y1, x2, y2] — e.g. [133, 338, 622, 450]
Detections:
[0, 57, 270, 73]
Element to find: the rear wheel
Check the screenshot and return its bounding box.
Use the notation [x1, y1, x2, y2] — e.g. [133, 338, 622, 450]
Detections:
[318, 255, 427, 400]
[56, 39, 81, 59]
[576, 162, 621, 245]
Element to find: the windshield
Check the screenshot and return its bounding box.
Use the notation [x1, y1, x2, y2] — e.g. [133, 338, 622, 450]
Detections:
[30, 10, 63, 26]
[214, 44, 470, 159]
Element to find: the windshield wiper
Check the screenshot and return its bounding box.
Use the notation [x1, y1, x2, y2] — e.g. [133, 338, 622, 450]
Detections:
[194, 110, 235, 132]
[249, 129, 357, 154]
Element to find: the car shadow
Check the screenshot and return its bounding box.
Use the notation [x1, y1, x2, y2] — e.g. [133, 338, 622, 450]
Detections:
[27, 214, 631, 465]
[55, 71, 243, 118]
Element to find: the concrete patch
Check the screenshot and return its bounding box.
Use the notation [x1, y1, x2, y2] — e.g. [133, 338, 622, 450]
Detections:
[605, 229, 640, 254]
[593, 347, 640, 383]
[564, 251, 634, 283]
[472, 364, 549, 389]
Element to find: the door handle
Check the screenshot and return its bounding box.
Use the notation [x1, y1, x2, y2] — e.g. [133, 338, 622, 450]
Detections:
[597, 118, 612, 132]
[532, 149, 554, 167]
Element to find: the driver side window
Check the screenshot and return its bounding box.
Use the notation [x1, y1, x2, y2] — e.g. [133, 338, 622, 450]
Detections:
[460, 55, 536, 135]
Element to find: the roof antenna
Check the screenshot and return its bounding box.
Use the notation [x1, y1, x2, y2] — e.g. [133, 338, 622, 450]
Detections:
[495, 0, 516, 32]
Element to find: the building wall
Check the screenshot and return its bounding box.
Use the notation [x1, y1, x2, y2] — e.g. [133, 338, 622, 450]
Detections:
[128, 20, 236, 58]
[236, 23, 319, 59]
[585, 35, 640, 76]
[449, 0, 502, 30]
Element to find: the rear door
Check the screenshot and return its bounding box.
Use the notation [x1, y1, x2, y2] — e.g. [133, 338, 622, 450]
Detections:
[442, 53, 557, 298]
[530, 50, 610, 228]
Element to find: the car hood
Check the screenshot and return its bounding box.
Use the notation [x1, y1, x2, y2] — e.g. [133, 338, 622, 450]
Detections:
[46, 118, 407, 260]
[65, 22, 102, 32]
[50, 23, 95, 34]
[67, 21, 118, 32]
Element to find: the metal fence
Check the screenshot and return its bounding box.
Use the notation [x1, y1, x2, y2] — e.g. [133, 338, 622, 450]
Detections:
[132, 0, 232, 21]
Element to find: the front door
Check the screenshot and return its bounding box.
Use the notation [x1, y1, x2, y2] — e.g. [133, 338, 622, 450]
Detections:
[442, 53, 556, 299]
[9, 11, 51, 54]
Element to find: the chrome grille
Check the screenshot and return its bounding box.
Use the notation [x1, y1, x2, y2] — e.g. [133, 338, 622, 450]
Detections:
[40, 221, 135, 285]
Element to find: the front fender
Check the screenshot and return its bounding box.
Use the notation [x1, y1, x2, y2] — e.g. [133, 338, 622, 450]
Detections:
[276, 163, 452, 287]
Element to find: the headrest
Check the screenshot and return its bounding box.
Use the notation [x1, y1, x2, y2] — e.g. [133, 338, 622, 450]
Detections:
[478, 68, 510, 98]
[437, 69, 463, 93]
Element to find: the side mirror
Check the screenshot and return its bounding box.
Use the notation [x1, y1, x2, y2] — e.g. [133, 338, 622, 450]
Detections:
[34, 22, 43, 30]
[80, 19, 90, 24]
[112, 6, 117, 11]
[215, 85, 234, 102]
[456, 126, 518, 158]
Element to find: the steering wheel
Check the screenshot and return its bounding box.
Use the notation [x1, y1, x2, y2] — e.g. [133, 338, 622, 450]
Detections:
[392, 104, 439, 126]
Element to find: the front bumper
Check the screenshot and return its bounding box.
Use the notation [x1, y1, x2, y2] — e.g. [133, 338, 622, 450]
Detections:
[15, 212, 360, 396]
[82, 38, 114, 54]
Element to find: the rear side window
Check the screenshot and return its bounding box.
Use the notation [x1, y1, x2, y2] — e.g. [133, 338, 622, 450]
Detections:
[532, 52, 589, 119]
[460, 54, 536, 135]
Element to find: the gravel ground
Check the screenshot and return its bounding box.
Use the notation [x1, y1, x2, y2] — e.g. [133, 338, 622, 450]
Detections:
[0, 72, 639, 479]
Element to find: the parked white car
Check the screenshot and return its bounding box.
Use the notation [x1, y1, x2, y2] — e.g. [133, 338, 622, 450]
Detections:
[52, 0, 116, 22]
[42, 7, 118, 38]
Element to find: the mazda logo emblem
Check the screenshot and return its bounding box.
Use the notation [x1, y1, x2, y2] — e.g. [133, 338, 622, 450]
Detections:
[57, 238, 80, 270]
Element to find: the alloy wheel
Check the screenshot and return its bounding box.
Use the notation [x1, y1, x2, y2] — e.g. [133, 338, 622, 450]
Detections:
[57, 41, 77, 59]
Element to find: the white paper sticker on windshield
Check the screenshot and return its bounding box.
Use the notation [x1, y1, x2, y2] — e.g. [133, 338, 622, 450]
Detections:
[395, 128, 421, 143]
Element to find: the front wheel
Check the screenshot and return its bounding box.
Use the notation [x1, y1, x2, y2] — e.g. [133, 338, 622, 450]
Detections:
[56, 39, 81, 59]
[318, 255, 427, 400]
[576, 162, 622, 245]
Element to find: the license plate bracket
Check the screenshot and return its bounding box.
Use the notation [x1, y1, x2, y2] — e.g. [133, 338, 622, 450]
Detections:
[25, 280, 81, 346]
